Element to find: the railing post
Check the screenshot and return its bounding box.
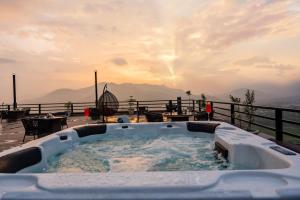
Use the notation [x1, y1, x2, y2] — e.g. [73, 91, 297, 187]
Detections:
[198, 100, 201, 112]
[7, 105, 10, 111]
[38, 104, 41, 115]
[136, 101, 139, 123]
[231, 104, 235, 125]
[275, 109, 283, 141]
[177, 97, 182, 115]
[210, 101, 214, 120]
[71, 103, 74, 115]
[192, 100, 195, 112]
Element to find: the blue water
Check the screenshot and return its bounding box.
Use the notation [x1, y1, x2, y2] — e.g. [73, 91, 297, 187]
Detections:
[47, 132, 232, 173]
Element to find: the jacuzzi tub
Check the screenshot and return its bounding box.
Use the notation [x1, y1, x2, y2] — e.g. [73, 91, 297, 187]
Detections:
[1, 121, 300, 199]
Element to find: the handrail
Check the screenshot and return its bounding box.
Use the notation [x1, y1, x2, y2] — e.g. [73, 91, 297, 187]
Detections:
[2, 98, 300, 143]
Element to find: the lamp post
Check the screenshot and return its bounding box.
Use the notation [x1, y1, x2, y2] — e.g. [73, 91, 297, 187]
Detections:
[12, 74, 17, 110]
[95, 70, 98, 108]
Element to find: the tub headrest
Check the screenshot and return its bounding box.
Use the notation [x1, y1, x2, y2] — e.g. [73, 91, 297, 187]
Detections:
[0, 147, 42, 173]
[74, 124, 107, 138]
[187, 122, 220, 133]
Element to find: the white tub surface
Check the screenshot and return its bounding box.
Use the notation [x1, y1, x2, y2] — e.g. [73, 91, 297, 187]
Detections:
[1, 121, 300, 199]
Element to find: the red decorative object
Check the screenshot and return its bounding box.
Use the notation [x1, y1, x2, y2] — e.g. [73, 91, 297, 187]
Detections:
[84, 108, 90, 117]
[206, 102, 212, 113]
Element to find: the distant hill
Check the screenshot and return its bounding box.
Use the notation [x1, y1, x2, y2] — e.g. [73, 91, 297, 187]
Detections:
[26, 82, 216, 103]
[217, 88, 281, 104]
[217, 87, 300, 108]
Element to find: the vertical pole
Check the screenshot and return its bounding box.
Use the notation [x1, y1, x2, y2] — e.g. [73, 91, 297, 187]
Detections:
[198, 100, 201, 112]
[275, 109, 283, 141]
[38, 104, 41, 115]
[192, 100, 195, 112]
[12, 74, 17, 110]
[8, 105, 10, 111]
[210, 102, 214, 120]
[230, 104, 235, 125]
[95, 71, 98, 108]
[136, 101, 139, 123]
[71, 103, 74, 115]
[177, 97, 182, 115]
[168, 100, 172, 115]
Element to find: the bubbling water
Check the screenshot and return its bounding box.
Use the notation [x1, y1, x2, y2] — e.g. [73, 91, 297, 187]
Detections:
[47, 131, 233, 173]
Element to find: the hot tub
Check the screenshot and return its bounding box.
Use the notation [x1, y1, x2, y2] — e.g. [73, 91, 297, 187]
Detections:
[1, 121, 300, 199]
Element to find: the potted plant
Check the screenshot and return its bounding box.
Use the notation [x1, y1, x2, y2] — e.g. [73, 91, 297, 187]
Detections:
[186, 90, 192, 113]
[64, 101, 72, 116]
[243, 89, 258, 133]
[128, 96, 136, 115]
[195, 94, 209, 121]
[89, 107, 100, 120]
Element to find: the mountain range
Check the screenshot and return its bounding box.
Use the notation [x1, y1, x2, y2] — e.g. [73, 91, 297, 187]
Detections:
[25, 82, 215, 103]
[25, 82, 300, 108]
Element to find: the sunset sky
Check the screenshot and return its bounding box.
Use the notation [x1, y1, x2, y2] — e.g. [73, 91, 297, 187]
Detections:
[1, 0, 300, 102]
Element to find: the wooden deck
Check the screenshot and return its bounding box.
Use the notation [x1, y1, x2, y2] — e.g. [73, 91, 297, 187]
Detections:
[0, 116, 93, 152]
[0, 115, 147, 153]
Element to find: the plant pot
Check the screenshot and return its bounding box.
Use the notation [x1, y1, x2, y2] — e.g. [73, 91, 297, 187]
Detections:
[89, 108, 100, 120]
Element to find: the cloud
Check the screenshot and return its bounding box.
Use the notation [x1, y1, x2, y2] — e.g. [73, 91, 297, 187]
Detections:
[235, 56, 296, 74]
[0, 57, 16, 63]
[235, 57, 271, 66]
[0, 0, 300, 100]
[174, 0, 300, 57]
[110, 58, 128, 66]
[256, 63, 295, 70]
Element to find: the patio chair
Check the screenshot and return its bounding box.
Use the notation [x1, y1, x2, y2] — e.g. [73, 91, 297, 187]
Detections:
[194, 111, 214, 121]
[22, 107, 31, 116]
[0, 111, 8, 122]
[137, 106, 148, 115]
[145, 112, 163, 122]
[165, 101, 177, 114]
[60, 116, 68, 129]
[21, 118, 39, 142]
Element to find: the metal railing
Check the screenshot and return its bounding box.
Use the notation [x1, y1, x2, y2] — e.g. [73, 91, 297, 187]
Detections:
[212, 101, 300, 143]
[1, 99, 300, 142]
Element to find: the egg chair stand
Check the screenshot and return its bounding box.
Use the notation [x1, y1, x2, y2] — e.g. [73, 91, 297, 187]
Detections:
[98, 84, 119, 123]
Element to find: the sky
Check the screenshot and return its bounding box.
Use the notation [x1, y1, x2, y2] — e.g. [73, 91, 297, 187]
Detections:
[1, 0, 300, 102]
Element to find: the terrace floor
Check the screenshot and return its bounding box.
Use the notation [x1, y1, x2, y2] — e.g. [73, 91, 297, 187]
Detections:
[0, 115, 150, 153]
[0, 115, 274, 153]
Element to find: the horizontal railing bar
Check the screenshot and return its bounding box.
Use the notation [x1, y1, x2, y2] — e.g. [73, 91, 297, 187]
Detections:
[236, 117, 276, 131]
[214, 111, 231, 118]
[212, 101, 300, 113]
[138, 100, 175, 102]
[282, 131, 300, 139]
[234, 110, 275, 121]
[214, 107, 230, 111]
[282, 119, 300, 126]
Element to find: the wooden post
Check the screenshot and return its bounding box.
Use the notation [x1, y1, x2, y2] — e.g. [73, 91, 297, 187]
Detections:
[12, 74, 17, 110]
[136, 101, 139, 123]
[71, 103, 74, 115]
[198, 100, 201, 112]
[95, 71, 98, 108]
[210, 102, 214, 120]
[177, 97, 182, 115]
[230, 104, 235, 125]
[38, 104, 41, 115]
[275, 109, 283, 141]
[7, 105, 10, 111]
[192, 100, 195, 112]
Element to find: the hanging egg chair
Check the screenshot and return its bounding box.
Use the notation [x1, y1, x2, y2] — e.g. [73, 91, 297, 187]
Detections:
[98, 84, 119, 117]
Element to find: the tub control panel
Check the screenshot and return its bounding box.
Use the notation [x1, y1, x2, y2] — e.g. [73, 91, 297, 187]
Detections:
[270, 146, 296, 155]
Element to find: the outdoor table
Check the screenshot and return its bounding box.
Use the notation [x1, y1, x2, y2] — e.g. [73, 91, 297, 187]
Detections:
[33, 117, 65, 134]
